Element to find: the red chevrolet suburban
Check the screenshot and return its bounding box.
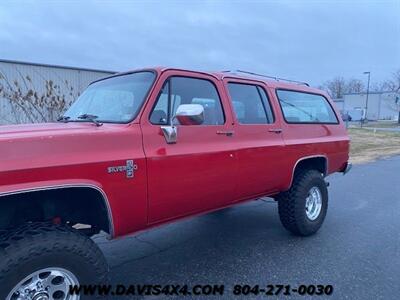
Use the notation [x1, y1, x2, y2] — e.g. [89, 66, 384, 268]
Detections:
[0, 67, 350, 299]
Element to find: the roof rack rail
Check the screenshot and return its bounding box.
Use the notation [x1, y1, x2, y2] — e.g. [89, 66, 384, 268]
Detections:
[221, 70, 309, 86]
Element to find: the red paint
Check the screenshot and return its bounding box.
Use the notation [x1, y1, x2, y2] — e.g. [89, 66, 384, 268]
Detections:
[0, 67, 350, 238]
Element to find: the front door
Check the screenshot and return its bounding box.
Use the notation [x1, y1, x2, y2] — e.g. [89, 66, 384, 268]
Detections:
[141, 71, 237, 223]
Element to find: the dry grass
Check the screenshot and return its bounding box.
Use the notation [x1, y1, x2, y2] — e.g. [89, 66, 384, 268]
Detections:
[348, 128, 400, 164]
[360, 121, 400, 129]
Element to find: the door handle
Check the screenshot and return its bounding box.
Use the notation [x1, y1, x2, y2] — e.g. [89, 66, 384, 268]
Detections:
[268, 128, 282, 134]
[216, 130, 235, 136]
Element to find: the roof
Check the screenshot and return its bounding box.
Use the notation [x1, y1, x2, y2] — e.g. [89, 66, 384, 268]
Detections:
[211, 70, 323, 93]
[106, 66, 323, 95]
[0, 58, 116, 74]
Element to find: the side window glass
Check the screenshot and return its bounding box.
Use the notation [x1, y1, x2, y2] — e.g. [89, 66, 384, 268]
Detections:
[258, 87, 275, 123]
[276, 90, 338, 124]
[232, 101, 245, 120]
[227, 83, 273, 124]
[150, 76, 225, 125]
[150, 81, 169, 125]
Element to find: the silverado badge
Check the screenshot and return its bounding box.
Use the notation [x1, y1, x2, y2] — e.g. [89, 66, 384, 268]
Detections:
[108, 160, 138, 178]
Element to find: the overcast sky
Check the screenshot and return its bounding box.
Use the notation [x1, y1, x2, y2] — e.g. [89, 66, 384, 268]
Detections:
[0, 0, 399, 87]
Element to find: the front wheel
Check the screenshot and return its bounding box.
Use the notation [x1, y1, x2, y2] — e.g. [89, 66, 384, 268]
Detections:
[0, 223, 109, 299]
[277, 169, 328, 236]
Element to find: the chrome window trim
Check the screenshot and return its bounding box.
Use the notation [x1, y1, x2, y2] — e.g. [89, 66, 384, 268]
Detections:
[288, 155, 328, 188]
[0, 184, 114, 238]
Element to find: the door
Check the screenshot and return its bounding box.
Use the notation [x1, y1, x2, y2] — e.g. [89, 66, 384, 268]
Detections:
[224, 79, 286, 200]
[141, 71, 237, 223]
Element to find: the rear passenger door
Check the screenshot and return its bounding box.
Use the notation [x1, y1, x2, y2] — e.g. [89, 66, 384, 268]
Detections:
[141, 71, 237, 223]
[224, 79, 286, 200]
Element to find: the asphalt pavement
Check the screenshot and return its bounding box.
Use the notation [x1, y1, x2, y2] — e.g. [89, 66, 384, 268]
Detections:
[96, 156, 400, 300]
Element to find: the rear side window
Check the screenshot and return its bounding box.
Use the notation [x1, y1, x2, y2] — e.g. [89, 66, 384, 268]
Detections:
[276, 90, 338, 124]
[150, 77, 225, 125]
[227, 83, 274, 124]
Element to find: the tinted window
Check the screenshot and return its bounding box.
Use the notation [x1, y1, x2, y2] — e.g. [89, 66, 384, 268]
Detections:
[277, 90, 338, 124]
[227, 83, 274, 124]
[150, 77, 225, 125]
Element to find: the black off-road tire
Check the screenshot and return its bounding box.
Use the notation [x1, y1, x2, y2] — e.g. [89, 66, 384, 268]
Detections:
[277, 169, 328, 236]
[0, 222, 109, 299]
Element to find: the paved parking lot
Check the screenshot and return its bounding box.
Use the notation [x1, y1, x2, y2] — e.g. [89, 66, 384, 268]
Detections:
[97, 156, 400, 299]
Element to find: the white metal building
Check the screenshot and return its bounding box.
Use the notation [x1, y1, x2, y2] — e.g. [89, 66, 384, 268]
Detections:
[333, 91, 399, 121]
[0, 59, 115, 124]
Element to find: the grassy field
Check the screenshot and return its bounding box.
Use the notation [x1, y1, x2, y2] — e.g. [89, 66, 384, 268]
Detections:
[354, 120, 400, 128]
[348, 128, 400, 164]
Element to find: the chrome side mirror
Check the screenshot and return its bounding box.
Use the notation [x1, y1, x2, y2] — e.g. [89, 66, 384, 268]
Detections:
[175, 104, 204, 126]
[160, 104, 204, 144]
[160, 125, 177, 144]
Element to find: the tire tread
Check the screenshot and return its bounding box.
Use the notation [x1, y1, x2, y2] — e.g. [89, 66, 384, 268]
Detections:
[0, 222, 108, 298]
[277, 169, 327, 236]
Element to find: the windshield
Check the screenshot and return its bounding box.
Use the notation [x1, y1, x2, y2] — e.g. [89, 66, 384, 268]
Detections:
[64, 71, 156, 123]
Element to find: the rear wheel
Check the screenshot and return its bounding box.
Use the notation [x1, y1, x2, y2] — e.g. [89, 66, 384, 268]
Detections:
[277, 169, 328, 236]
[0, 223, 108, 299]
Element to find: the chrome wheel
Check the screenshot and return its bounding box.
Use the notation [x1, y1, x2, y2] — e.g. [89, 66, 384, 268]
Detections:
[7, 267, 79, 300]
[305, 186, 322, 221]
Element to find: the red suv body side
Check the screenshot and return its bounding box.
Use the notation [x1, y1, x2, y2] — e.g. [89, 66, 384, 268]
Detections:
[0, 67, 350, 238]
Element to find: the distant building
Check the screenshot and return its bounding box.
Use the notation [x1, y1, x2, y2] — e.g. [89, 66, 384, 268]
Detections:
[333, 91, 399, 121]
[0, 59, 115, 124]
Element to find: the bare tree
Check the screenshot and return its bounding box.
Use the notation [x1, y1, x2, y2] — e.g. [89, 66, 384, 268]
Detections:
[320, 77, 347, 98]
[346, 78, 365, 93]
[320, 77, 365, 98]
[381, 69, 400, 123]
[0, 71, 77, 124]
[381, 69, 400, 93]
